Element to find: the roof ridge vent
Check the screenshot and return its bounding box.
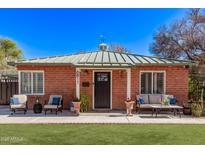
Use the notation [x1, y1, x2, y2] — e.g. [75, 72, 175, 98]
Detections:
[99, 43, 108, 51]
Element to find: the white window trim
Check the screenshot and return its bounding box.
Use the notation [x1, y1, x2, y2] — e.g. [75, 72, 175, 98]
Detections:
[126, 68, 131, 99]
[139, 70, 166, 94]
[76, 68, 80, 99]
[18, 70, 45, 95]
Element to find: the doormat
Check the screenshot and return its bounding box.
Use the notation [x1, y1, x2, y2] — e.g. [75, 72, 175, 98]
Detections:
[109, 115, 126, 117]
[139, 115, 170, 119]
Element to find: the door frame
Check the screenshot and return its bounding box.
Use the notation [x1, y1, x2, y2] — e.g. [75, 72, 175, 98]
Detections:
[93, 70, 112, 110]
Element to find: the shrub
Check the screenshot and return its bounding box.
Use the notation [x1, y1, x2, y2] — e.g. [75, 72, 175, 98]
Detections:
[80, 93, 90, 112]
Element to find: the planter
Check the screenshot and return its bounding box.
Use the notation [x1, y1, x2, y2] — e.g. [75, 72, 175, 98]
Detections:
[183, 104, 192, 115]
[183, 108, 192, 115]
[124, 101, 135, 116]
[191, 103, 203, 117]
[192, 110, 203, 117]
[72, 101, 81, 115]
[33, 103, 42, 114]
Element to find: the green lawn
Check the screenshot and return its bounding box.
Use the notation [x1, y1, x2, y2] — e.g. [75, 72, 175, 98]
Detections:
[0, 124, 205, 144]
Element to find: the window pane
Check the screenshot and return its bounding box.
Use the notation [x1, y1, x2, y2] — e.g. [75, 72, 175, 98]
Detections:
[141, 72, 152, 94]
[20, 72, 32, 94]
[153, 73, 164, 94]
[33, 72, 43, 94]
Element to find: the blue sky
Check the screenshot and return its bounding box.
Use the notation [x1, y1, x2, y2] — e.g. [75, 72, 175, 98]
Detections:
[0, 8, 187, 59]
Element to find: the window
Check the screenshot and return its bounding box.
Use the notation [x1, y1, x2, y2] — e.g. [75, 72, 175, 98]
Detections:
[141, 72, 152, 94]
[20, 72, 32, 94]
[140, 71, 165, 94]
[20, 71, 44, 95]
[33, 72, 44, 94]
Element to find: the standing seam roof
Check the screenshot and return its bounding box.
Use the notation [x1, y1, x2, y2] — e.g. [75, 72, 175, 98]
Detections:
[17, 50, 192, 67]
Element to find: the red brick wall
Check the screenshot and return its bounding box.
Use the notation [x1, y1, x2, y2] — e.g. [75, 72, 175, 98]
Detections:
[112, 70, 127, 109]
[17, 65, 76, 109]
[131, 65, 189, 104]
[17, 65, 189, 110]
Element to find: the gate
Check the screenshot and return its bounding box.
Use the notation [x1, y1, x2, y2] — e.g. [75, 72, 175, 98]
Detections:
[0, 78, 18, 105]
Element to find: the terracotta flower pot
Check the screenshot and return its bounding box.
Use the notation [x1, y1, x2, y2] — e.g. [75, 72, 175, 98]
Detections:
[73, 101, 81, 115]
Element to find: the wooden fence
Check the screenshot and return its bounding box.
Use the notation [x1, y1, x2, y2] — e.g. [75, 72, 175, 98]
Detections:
[0, 79, 18, 105]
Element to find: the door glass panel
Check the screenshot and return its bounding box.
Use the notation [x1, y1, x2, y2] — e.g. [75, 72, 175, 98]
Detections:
[97, 73, 108, 82]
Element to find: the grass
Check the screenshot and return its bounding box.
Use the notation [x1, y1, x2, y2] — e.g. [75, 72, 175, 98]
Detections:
[0, 124, 205, 144]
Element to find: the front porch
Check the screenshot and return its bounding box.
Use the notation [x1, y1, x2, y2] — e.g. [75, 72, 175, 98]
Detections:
[1, 105, 205, 124]
[76, 68, 131, 110]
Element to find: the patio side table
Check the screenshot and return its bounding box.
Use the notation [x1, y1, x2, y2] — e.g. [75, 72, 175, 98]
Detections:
[33, 102, 43, 114]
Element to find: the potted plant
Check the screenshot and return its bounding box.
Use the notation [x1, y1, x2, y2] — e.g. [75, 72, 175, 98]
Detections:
[80, 93, 90, 112]
[124, 98, 135, 116]
[191, 102, 203, 117]
[72, 97, 81, 115]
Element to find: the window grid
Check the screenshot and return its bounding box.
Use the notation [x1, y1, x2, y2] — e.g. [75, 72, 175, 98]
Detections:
[19, 71, 44, 95]
[140, 71, 165, 94]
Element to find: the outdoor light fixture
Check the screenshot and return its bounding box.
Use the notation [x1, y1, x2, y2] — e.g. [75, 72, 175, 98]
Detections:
[83, 70, 89, 75]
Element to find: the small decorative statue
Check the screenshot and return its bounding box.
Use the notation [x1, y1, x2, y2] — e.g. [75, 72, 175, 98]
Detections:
[124, 98, 135, 116]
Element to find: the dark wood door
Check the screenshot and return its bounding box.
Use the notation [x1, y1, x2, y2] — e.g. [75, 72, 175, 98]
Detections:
[94, 72, 110, 108]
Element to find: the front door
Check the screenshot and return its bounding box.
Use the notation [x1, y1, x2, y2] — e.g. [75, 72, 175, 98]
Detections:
[94, 72, 111, 109]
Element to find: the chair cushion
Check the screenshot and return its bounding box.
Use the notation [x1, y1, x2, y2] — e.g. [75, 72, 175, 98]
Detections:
[139, 97, 145, 104]
[149, 95, 162, 104]
[44, 104, 60, 109]
[139, 104, 153, 108]
[52, 97, 61, 105]
[10, 104, 26, 109]
[139, 95, 149, 104]
[10, 98, 19, 104]
[48, 95, 62, 104]
[162, 95, 173, 105]
[13, 95, 27, 104]
[169, 97, 177, 105]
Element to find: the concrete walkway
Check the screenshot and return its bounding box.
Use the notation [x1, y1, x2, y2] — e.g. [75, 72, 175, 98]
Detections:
[1, 105, 205, 124]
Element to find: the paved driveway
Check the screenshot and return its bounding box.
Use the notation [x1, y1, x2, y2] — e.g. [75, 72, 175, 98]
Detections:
[1, 105, 205, 124]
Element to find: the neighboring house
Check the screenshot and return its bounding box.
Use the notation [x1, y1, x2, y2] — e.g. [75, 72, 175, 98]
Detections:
[16, 44, 191, 110]
[0, 68, 18, 105]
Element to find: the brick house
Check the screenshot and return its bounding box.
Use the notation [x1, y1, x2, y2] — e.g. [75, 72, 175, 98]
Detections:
[16, 44, 190, 110]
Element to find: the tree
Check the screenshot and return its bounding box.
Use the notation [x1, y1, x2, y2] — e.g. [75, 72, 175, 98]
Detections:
[0, 38, 23, 69]
[150, 9, 205, 63]
[110, 44, 128, 53]
[150, 9, 205, 103]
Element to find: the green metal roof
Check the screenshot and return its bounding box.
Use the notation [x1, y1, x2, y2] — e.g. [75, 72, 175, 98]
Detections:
[17, 51, 192, 67]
